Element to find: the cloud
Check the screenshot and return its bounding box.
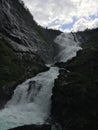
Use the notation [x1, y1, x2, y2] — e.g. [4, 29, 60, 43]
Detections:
[23, 0, 98, 32]
[23, 0, 75, 26]
[71, 18, 98, 32]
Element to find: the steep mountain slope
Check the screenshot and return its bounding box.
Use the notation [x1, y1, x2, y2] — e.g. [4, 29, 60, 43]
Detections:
[52, 28, 98, 130]
[0, 0, 61, 106]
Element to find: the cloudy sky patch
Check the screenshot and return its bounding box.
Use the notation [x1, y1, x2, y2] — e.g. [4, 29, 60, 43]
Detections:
[23, 0, 98, 32]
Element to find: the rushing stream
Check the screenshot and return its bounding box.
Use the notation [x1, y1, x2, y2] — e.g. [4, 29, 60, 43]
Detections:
[0, 33, 82, 130]
[0, 67, 59, 130]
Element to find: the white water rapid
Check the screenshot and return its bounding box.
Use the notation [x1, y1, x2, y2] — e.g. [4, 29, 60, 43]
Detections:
[0, 33, 82, 130]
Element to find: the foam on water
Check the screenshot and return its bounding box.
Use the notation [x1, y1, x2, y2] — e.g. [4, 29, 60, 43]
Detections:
[54, 33, 82, 62]
[0, 67, 59, 130]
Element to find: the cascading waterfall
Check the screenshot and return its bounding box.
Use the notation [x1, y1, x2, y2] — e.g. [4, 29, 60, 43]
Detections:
[0, 33, 82, 130]
[54, 33, 82, 63]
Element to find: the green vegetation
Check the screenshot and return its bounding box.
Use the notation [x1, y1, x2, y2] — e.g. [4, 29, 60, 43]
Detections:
[0, 36, 25, 88]
[67, 28, 98, 79]
[61, 28, 98, 129]
[14, 0, 36, 27]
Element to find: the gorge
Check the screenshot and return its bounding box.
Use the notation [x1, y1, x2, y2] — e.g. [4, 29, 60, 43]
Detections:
[0, 0, 98, 130]
[0, 30, 82, 130]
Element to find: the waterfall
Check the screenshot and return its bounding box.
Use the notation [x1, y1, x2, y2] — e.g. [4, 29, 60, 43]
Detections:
[0, 33, 82, 130]
[54, 33, 82, 63]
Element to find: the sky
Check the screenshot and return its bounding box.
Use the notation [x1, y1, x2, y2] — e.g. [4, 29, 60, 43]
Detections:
[23, 0, 98, 32]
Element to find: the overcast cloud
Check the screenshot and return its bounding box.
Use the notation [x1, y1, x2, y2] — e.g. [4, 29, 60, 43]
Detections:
[23, 0, 98, 32]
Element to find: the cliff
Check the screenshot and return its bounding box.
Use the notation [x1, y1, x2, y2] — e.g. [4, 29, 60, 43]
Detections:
[52, 28, 98, 130]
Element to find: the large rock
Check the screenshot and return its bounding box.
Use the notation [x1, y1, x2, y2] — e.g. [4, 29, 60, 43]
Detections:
[0, 0, 61, 63]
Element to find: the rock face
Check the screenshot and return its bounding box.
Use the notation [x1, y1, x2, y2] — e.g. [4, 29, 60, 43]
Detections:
[0, 0, 61, 106]
[51, 28, 98, 130]
[8, 124, 51, 130]
[0, 0, 61, 63]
